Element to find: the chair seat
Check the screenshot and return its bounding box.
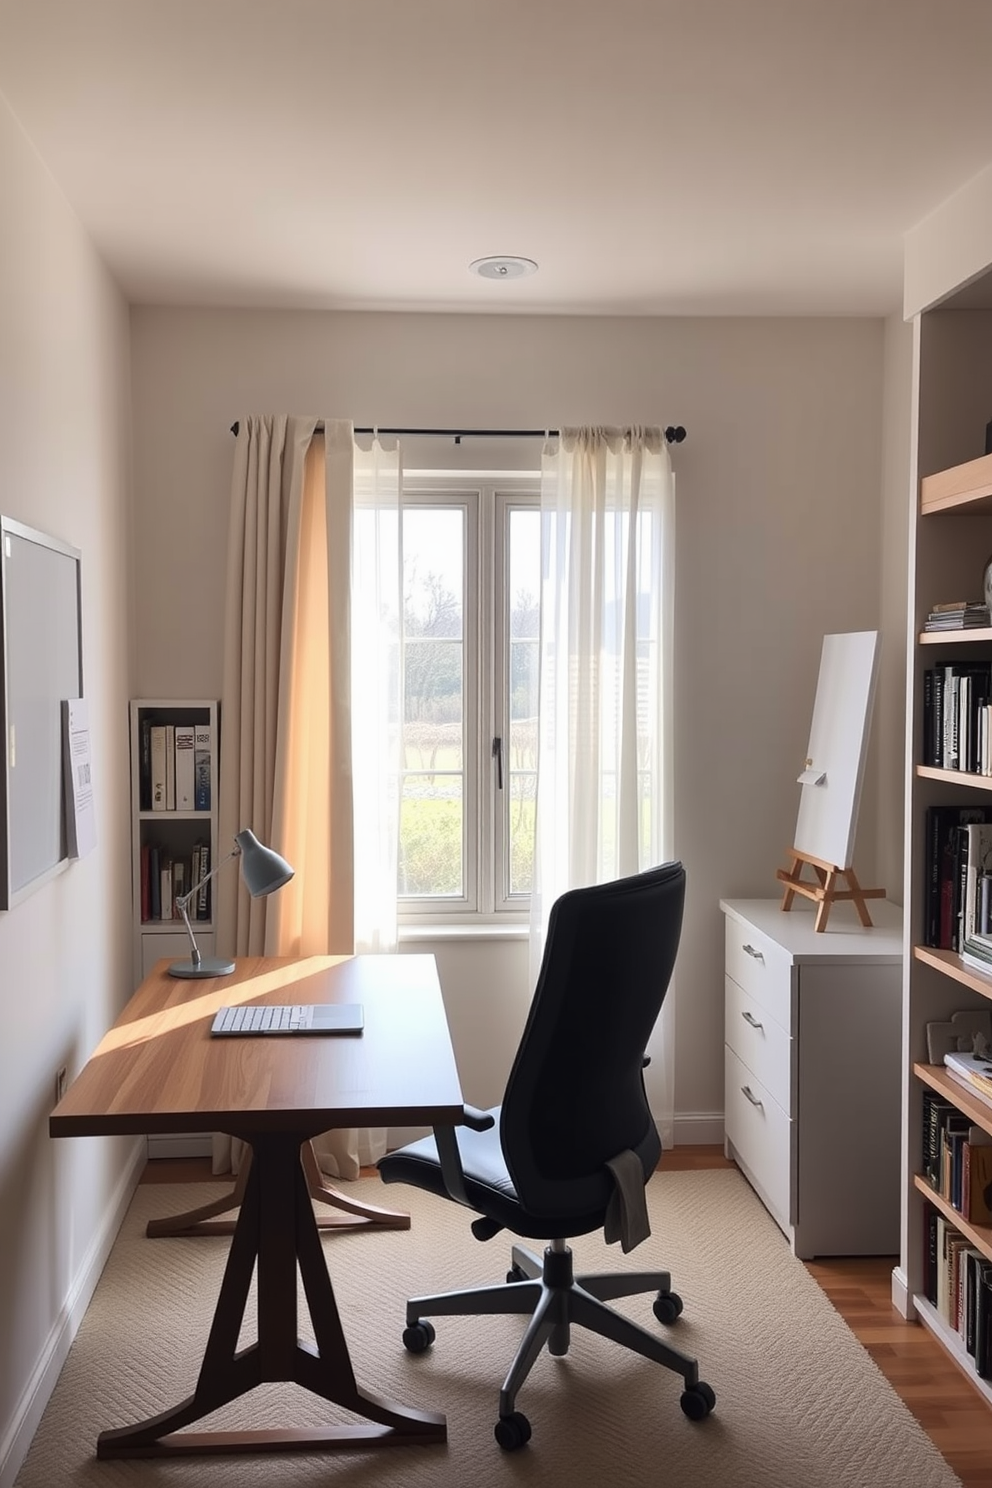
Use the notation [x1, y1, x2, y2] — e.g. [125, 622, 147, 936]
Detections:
[378, 1109, 612, 1241]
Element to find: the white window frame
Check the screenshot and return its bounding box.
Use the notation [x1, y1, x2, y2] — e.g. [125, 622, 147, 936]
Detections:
[399, 472, 539, 928]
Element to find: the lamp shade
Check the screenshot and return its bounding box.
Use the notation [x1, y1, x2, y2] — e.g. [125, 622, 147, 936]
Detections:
[235, 828, 295, 898]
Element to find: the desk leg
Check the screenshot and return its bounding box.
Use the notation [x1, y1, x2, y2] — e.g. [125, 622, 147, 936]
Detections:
[99, 1133, 444, 1458]
[146, 1139, 410, 1237]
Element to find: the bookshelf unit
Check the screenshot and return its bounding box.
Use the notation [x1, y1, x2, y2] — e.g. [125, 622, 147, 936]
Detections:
[901, 279, 992, 1404]
[129, 699, 219, 987]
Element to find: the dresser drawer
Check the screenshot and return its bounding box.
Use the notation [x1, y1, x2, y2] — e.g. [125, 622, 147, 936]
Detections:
[724, 1045, 792, 1227]
[724, 975, 792, 1114]
[724, 917, 794, 1029]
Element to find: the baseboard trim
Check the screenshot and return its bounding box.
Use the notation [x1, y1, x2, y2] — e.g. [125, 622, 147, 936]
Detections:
[890, 1263, 913, 1320]
[671, 1112, 724, 1145]
[0, 1137, 146, 1488]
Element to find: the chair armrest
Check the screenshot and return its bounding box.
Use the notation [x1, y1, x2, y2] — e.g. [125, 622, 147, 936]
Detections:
[432, 1105, 495, 1207]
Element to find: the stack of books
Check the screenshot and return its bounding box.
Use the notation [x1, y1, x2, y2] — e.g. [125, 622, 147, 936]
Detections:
[945, 1049, 992, 1109]
[924, 601, 992, 632]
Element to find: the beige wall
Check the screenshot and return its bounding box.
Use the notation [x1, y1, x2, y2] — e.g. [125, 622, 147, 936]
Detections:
[130, 307, 891, 1132]
[0, 98, 134, 1485]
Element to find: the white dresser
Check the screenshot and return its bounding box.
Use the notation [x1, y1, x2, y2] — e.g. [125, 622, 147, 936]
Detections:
[721, 897, 903, 1259]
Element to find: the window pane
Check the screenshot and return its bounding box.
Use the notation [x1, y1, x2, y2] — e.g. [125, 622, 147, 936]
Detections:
[509, 770, 536, 895]
[401, 505, 465, 900]
[505, 507, 540, 898]
[399, 777, 463, 897]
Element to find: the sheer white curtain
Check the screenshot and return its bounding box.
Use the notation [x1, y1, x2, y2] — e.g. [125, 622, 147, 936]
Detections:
[530, 426, 676, 1143]
[351, 434, 402, 956]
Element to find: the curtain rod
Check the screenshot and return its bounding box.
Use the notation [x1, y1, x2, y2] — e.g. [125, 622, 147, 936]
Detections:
[230, 421, 687, 444]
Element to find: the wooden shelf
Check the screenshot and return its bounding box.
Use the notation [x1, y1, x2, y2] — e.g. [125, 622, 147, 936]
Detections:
[914, 945, 992, 999]
[913, 1063, 992, 1140]
[916, 765, 992, 790]
[919, 628, 992, 645]
[911, 1293, 992, 1407]
[920, 452, 992, 515]
[912, 1172, 992, 1260]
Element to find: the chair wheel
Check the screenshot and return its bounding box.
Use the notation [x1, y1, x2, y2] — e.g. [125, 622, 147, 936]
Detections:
[680, 1381, 716, 1420]
[494, 1410, 532, 1450]
[402, 1319, 436, 1354]
[653, 1290, 684, 1324]
[506, 1264, 526, 1283]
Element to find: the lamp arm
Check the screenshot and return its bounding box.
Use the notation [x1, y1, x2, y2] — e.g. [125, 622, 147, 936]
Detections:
[175, 843, 242, 968]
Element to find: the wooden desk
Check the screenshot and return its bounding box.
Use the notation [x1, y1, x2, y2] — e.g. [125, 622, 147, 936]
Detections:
[50, 953, 465, 1459]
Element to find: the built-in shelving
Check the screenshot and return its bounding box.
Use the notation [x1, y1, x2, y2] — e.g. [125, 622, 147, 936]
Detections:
[920, 451, 992, 515]
[901, 276, 992, 1411]
[129, 699, 219, 987]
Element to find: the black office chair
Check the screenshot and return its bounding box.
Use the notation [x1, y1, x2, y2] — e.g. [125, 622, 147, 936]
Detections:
[377, 861, 715, 1450]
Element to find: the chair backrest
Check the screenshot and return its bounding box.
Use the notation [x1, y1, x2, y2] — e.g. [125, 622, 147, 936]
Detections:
[499, 861, 685, 1224]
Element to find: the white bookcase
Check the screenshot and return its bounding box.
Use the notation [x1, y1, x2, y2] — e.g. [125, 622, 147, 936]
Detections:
[129, 698, 219, 987]
[899, 279, 992, 1404]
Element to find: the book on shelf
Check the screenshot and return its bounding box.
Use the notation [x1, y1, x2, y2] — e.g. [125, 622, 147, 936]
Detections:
[149, 725, 168, 811]
[174, 724, 196, 810]
[924, 602, 991, 631]
[962, 1128, 992, 1226]
[962, 823, 992, 947]
[164, 724, 176, 810]
[195, 839, 210, 919]
[945, 1049, 992, 1100]
[922, 660, 992, 771]
[924, 804, 992, 949]
[159, 856, 173, 920]
[139, 717, 152, 811]
[194, 725, 211, 811]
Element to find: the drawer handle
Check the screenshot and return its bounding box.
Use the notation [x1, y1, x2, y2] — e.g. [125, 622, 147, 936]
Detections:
[742, 943, 764, 962]
[741, 1085, 763, 1109]
[741, 1010, 764, 1030]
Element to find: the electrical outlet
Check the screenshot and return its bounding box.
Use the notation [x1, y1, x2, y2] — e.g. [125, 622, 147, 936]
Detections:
[55, 1066, 67, 1103]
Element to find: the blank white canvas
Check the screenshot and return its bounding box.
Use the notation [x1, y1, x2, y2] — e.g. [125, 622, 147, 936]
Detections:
[793, 631, 879, 870]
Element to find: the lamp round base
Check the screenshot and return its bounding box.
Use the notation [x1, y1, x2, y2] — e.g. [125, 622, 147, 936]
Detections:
[168, 956, 236, 979]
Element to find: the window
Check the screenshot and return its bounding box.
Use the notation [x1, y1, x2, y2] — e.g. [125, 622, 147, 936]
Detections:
[399, 474, 539, 921]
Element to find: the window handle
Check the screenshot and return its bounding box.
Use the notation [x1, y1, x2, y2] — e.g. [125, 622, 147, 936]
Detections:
[492, 736, 503, 790]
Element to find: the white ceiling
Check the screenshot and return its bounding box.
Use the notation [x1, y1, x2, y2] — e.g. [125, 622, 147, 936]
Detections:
[1, 0, 991, 317]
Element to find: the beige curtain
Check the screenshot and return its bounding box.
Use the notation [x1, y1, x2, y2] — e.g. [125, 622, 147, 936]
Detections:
[212, 415, 385, 1180]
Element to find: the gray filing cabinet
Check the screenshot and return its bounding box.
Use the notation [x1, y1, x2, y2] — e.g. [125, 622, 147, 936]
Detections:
[721, 897, 903, 1259]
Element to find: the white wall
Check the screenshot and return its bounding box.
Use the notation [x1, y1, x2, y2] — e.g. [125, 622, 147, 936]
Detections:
[0, 97, 135, 1486]
[130, 308, 891, 1132]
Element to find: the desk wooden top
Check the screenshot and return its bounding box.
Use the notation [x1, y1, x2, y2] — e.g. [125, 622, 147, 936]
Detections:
[50, 954, 465, 1141]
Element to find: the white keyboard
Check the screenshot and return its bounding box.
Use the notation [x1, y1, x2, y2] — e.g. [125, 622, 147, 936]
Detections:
[210, 1002, 365, 1036]
[212, 1004, 315, 1034]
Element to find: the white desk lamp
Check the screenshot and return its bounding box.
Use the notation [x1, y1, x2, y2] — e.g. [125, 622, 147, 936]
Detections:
[168, 828, 294, 979]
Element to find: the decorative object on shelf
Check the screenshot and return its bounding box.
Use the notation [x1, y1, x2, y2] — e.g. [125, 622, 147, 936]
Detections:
[168, 828, 293, 979]
[776, 631, 884, 930]
[926, 1009, 992, 1065]
[984, 554, 992, 616]
[985, 418, 992, 456]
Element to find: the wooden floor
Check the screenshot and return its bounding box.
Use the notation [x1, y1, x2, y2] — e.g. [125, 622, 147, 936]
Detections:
[143, 1146, 992, 1485]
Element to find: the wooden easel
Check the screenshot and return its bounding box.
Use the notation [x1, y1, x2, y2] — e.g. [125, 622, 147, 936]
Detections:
[776, 847, 885, 933]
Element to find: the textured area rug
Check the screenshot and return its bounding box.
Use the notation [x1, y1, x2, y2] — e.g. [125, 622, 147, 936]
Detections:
[15, 1168, 961, 1488]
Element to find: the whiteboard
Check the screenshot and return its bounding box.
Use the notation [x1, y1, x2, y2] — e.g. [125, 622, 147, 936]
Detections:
[0, 517, 83, 908]
[793, 631, 879, 870]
